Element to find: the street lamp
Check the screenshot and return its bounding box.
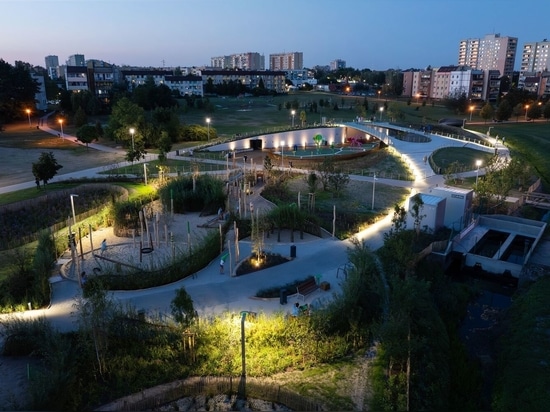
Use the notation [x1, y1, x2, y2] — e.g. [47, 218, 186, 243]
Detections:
[281, 141, 285, 168]
[525, 104, 530, 121]
[475, 159, 482, 186]
[25, 109, 31, 127]
[291, 110, 296, 128]
[206, 117, 211, 141]
[240, 311, 257, 377]
[379, 107, 384, 121]
[469, 105, 475, 121]
[416, 93, 420, 104]
[129, 127, 135, 151]
[70, 194, 79, 227]
[58, 118, 64, 138]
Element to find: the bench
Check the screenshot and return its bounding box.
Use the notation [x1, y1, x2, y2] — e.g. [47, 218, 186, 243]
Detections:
[296, 277, 319, 301]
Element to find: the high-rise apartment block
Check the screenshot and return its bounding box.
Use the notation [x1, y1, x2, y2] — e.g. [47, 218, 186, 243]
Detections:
[66, 54, 85, 66]
[44, 55, 60, 79]
[520, 39, 550, 74]
[458, 34, 517, 78]
[330, 59, 346, 70]
[269, 52, 303, 70]
[211, 52, 264, 70]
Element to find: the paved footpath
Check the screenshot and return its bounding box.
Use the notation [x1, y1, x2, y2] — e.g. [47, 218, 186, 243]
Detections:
[1, 123, 506, 331]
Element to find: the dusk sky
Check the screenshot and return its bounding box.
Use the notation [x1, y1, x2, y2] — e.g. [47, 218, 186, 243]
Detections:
[2, 0, 550, 71]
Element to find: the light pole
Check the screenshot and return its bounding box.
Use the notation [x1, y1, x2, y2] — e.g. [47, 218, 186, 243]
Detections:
[206, 117, 211, 141]
[416, 93, 420, 104]
[469, 105, 475, 121]
[129, 127, 135, 152]
[70, 194, 79, 227]
[281, 141, 285, 168]
[58, 118, 64, 138]
[291, 110, 295, 128]
[379, 107, 384, 121]
[525, 104, 529, 121]
[475, 159, 482, 186]
[26, 109, 31, 127]
[240, 311, 256, 378]
[372, 172, 377, 210]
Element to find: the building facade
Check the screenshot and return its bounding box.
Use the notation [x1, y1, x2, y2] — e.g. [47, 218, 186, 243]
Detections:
[269, 52, 303, 70]
[66, 54, 85, 67]
[211, 52, 264, 70]
[201, 69, 286, 93]
[330, 59, 346, 70]
[458, 34, 517, 78]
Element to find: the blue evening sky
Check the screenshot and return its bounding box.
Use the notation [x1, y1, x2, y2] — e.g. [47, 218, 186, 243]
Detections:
[2, 0, 549, 71]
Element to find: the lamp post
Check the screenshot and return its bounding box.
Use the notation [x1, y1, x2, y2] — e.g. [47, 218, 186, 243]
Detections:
[26, 109, 31, 127]
[291, 110, 295, 128]
[379, 107, 384, 121]
[416, 93, 420, 104]
[475, 159, 482, 186]
[525, 104, 529, 121]
[281, 141, 285, 168]
[70, 194, 79, 227]
[206, 117, 211, 141]
[58, 118, 64, 138]
[240, 311, 257, 378]
[469, 105, 475, 121]
[129, 127, 135, 151]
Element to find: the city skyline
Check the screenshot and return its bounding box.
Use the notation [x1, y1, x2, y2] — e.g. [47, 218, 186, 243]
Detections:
[2, 0, 550, 71]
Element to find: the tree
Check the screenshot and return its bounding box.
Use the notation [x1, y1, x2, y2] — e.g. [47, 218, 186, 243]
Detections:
[76, 124, 98, 149]
[73, 106, 87, 128]
[0, 59, 39, 122]
[299, 110, 307, 126]
[495, 100, 513, 121]
[543, 102, 550, 121]
[328, 169, 350, 198]
[32, 152, 63, 186]
[409, 194, 426, 235]
[170, 287, 197, 328]
[317, 157, 334, 191]
[479, 102, 494, 123]
[157, 131, 172, 162]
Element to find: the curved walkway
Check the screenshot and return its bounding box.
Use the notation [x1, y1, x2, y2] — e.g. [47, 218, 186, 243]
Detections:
[0, 122, 509, 332]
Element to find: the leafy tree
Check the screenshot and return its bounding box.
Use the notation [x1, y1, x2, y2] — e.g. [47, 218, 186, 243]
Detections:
[306, 171, 318, 194]
[32, 152, 63, 186]
[543, 102, 550, 121]
[409, 194, 426, 235]
[157, 131, 172, 162]
[73, 106, 87, 128]
[495, 100, 512, 121]
[479, 102, 494, 123]
[76, 124, 98, 149]
[299, 110, 307, 126]
[512, 103, 525, 121]
[328, 169, 350, 198]
[526, 103, 542, 120]
[105, 97, 145, 144]
[0, 59, 39, 122]
[170, 287, 197, 328]
[317, 157, 334, 191]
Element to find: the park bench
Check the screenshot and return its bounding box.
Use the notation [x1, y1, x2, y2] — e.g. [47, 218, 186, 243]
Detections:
[296, 276, 319, 301]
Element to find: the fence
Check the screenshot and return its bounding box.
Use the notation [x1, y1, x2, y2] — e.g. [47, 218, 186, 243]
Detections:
[0, 184, 128, 250]
[96, 376, 322, 411]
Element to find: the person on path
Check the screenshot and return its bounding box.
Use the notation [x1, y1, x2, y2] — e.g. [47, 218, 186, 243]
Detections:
[220, 257, 225, 274]
[100, 239, 107, 255]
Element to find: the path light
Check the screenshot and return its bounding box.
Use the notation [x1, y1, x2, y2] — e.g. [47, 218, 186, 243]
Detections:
[58, 118, 64, 138]
[379, 107, 384, 121]
[525, 104, 529, 121]
[26, 109, 31, 127]
[470, 105, 475, 121]
[206, 117, 211, 141]
[291, 110, 295, 128]
[129, 128, 135, 151]
[475, 159, 482, 186]
[240, 311, 257, 377]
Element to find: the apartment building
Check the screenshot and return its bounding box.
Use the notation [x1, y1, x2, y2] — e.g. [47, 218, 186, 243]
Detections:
[330, 59, 346, 70]
[164, 74, 203, 96]
[65, 66, 88, 92]
[269, 52, 303, 70]
[122, 69, 172, 90]
[44, 55, 59, 79]
[403, 69, 433, 98]
[67, 54, 85, 67]
[211, 52, 264, 70]
[201, 69, 286, 93]
[431, 66, 456, 100]
[458, 34, 517, 78]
